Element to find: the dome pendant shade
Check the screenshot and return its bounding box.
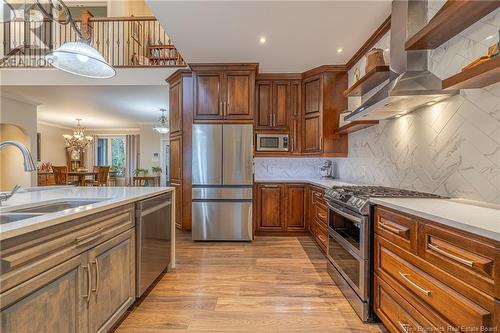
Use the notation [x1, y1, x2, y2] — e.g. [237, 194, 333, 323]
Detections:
[46, 41, 116, 79]
[1, 0, 15, 23]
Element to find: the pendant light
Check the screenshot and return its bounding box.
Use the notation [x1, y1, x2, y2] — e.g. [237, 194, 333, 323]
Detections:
[46, 40, 116, 79]
[153, 109, 169, 134]
[1, 0, 15, 23]
[30, 0, 115, 78]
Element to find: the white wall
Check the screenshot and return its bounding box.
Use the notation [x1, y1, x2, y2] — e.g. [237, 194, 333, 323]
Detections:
[0, 95, 38, 188]
[37, 123, 71, 166]
[139, 124, 165, 173]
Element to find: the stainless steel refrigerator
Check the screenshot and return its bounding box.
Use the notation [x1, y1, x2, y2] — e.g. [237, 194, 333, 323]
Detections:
[192, 124, 253, 241]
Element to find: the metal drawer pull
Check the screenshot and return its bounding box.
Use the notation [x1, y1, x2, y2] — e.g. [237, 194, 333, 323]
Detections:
[82, 264, 91, 303]
[399, 272, 431, 296]
[398, 321, 410, 333]
[428, 244, 474, 267]
[379, 222, 405, 235]
[91, 259, 100, 295]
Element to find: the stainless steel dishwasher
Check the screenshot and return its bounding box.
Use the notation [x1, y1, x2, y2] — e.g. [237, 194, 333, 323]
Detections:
[135, 193, 172, 297]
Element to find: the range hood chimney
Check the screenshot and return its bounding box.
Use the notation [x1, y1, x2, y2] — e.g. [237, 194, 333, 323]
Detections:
[345, 0, 459, 121]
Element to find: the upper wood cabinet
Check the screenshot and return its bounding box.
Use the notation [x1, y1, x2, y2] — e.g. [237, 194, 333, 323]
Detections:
[191, 64, 257, 122]
[169, 80, 182, 134]
[302, 67, 348, 157]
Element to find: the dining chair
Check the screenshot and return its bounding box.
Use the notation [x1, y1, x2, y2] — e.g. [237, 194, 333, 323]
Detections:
[86, 166, 110, 186]
[52, 166, 78, 186]
[85, 166, 100, 186]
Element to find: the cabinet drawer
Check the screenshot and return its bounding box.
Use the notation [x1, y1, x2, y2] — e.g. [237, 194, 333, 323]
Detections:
[374, 275, 439, 333]
[374, 206, 417, 254]
[311, 219, 327, 252]
[375, 235, 492, 330]
[310, 187, 324, 205]
[1, 205, 134, 293]
[314, 202, 327, 225]
[418, 221, 497, 299]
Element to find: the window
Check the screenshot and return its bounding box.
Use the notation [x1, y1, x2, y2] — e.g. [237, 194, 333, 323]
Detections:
[96, 136, 126, 175]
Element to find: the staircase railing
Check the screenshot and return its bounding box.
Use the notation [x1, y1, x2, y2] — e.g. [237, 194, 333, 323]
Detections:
[1, 13, 186, 68]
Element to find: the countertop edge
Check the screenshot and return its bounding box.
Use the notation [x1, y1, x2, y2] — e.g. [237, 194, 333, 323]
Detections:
[0, 187, 174, 241]
[370, 198, 500, 242]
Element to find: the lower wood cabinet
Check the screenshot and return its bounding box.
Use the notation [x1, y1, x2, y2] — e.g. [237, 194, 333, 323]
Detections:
[255, 183, 307, 233]
[0, 207, 136, 333]
[373, 205, 498, 333]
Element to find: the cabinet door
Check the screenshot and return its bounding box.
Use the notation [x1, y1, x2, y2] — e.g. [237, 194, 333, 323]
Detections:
[257, 184, 284, 231]
[225, 73, 252, 119]
[169, 80, 182, 134]
[290, 80, 301, 154]
[171, 181, 183, 230]
[273, 81, 290, 129]
[169, 135, 182, 182]
[195, 73, 223, 119]
[88, 229, 135, 333]
[256, 81, 272, 128]
[285, 184, 306, 231]
[304, 76, 321, 115]
[1, 255, 88, 333]
[304, 114, 322, 153]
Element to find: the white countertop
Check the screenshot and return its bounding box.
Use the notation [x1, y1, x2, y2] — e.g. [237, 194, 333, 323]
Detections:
[0, 186, 174, 241]
[255, 178, 500, 242]
[371, 198, 500, 242]
[254, 178, 358, 189]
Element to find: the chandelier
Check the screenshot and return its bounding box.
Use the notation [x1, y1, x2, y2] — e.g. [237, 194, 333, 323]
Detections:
[63, 119, 93, 152]
[153, 108, 169, 134]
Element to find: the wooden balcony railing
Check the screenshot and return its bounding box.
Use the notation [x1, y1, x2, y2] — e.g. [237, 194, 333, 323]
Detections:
[0, 14, 186, 68]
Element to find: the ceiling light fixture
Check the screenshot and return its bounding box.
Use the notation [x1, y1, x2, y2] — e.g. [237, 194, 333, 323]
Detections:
[26, 0, 115, 78]
[1, 0, 15, 22]
[425, 101, 436, 106]
[63, 119, 93, 152]
[485, 34, 495, 40]
[394, 114, 402, 118]
[337, 48, 343, 53]
[153, 108, 169, 134]
[259, 36, 267, 44]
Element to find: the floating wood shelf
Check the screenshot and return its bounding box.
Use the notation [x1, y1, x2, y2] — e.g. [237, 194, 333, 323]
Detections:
[405, 1, 500, 50]
[442, 56, 500, 90]
[335, 121, 379, 135]
[344, 66, 390, 97]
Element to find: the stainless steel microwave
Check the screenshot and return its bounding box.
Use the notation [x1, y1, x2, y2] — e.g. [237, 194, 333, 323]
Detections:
[256, 134, 289, 151]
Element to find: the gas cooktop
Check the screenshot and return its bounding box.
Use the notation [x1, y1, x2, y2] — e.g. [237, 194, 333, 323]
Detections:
[324, 185, 444, 215]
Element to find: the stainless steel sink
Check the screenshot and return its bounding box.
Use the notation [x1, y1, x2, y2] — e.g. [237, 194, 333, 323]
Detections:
[10, 199, 105, 214]
[0, 213, 41, 225]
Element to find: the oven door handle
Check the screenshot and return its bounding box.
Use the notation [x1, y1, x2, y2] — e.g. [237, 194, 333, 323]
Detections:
[327, 203, 365, 224]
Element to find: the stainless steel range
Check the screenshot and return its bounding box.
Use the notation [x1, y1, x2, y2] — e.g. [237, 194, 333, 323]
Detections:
[323, 185, 443, 322]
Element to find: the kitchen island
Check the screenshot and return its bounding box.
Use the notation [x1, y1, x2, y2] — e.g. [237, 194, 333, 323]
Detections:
[0, 186, 175, 333]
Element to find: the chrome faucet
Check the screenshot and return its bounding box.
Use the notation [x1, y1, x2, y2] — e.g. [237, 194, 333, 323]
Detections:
[0, 141, 37, 205]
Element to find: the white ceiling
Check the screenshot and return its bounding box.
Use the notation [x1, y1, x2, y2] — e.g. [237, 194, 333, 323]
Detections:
[2, 85, 169, 129]
[147, 0, 392, 72]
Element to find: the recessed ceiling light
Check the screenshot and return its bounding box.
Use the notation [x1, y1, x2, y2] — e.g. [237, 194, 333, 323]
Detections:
[394, 114, 402, 118]
[337, 48, 343, 53]
[259, 36, 266, 44]
[426, 101, 436, 106]
[485, 34, 495, 40]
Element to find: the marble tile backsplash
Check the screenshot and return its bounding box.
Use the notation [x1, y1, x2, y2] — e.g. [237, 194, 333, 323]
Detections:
[255, 8, 500, 204]
[254, 158, 336, 180]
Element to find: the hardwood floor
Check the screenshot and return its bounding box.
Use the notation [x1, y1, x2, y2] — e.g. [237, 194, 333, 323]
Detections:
[116, 231, 385, 332]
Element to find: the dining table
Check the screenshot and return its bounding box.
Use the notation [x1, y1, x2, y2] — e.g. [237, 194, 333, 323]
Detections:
[68, 171, 98, 186]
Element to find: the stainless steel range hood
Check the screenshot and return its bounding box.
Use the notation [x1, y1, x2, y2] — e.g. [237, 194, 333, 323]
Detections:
[345, 0, 459, 121]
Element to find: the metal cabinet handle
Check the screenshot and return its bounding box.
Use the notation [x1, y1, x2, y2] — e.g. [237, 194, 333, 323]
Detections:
[398, 321, 410, 333]
[379, 222, 408, 236]
[82, 264, 91, 303]
[399, 272, 431, 296]
[91, 259, 100, 295]
[428, 243, 474, 267]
